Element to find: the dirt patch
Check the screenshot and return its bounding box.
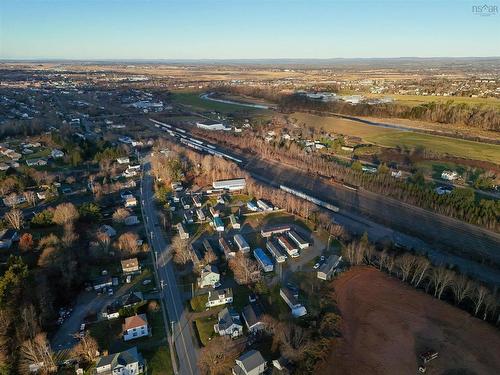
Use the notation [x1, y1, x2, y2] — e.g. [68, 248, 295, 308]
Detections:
[319, 267, 500, 375]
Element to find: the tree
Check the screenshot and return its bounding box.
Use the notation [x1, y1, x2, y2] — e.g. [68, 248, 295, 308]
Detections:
[19, 333, 57, 374]
[52, 202, 79, 226]
[203, 248, 217, 265]
[116, 232, 140, 255]
[96, 232, 111, 254]
[473, 284, 490, 317]
[396, 254, 416, 282]
[351, 160, 363, 172]
[19, 233, 34, 252]
[23, 191, 37, 207]
[229, 252, 261, 285]
[71, 333, 99, 364]
[430, 266, 455, 299]
[79, 202, 102, 221]
[410, 257, 431, 288]
[451, 274, 474, 305]
[171, 235, 192, 265]
[61, 224, 78, 248]
[112, 208, 130, 224]
[0, 256, 29, 308]
[198, 336, 242, 375]
[4, 208, 23, 230]
[31, 209, 54, 227]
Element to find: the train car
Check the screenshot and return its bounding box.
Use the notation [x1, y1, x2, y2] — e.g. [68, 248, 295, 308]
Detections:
[206, 144, 216, 149]
[280, 185, 339, 212]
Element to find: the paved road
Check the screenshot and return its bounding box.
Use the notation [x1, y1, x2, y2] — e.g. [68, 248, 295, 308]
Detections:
[140, 161, 199, 375]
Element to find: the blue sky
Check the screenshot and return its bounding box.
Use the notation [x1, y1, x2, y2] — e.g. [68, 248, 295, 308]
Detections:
[1, 0, 499, 59]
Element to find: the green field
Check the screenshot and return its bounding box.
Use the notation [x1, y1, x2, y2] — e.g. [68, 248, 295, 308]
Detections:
[194, 315, 218, 346]
[367, 132, 500, 164]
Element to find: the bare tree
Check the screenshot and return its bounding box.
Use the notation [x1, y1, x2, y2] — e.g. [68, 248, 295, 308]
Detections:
[24, 191, 37, 207]
[19, 333, 57, 374]
[52, 202, 79, 226]
[451, 274, 474, 305]
[61, 223, 78, 248]
[229, 252, 261, 285]
[198, 336, 242, 375]
[112, 208, 130, 224]
[473, 284, 490, 317]
[71, 333, 100, 363]
[482, 293, 497, 321]
[4, 208, 23, 230]
[410, 257, 431, 288]
[396, 254, 416, 282]
[116, 232, 140, 255]
[430, 266, 455, 299]
[171, 235, 192, 265]
[203, 248, 217, 265]
[96, 232, 111, 254]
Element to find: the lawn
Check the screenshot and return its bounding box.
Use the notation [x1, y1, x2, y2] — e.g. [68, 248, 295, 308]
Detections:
[190, 295, 207, 312]
[171, 91, 262, 114]
[194, 315, 218, 346]
[143, 347, 174, 375]
[367, 131, 500, 164]
[414, 160, 471, 180]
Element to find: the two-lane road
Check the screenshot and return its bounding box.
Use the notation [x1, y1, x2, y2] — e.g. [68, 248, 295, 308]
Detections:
[140, 161, 199, 375]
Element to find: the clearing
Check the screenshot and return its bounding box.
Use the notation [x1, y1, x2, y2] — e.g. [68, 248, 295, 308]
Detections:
[320, 266, 500, 375]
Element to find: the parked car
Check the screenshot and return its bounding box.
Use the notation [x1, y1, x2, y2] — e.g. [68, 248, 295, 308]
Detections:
[313, 263, 320, 269]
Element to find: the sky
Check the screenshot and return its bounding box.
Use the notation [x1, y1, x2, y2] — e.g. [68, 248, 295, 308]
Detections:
[1, 0, 499, 60]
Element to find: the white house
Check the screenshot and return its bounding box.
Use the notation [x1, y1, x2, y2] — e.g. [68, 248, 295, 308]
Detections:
[280, 287, 307, 318]
[234, 234, 250, 253]
[123, 314, 149, 341]
[95, 347, 145, 375]
[441, 170, 459, 181]
[51, 149, 64, 159]
[198, 265, 220, 288]
[288, 230, 309, 250]
[317, 255, 342, 281]
[117, 157, 130, 164]
[233, 350, 266, 375]
[206, 288, 233, 308]
[176, 223, 189, 240]
[214, 307, 243, 338]
[124, 196, 138, 208]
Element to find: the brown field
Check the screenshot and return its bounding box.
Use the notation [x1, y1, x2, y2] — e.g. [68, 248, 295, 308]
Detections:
[319, 267, 500, 375]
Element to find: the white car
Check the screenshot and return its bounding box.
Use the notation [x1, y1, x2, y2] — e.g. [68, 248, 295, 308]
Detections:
[213, 282, 221, 288]
[313, 263, 320, 269]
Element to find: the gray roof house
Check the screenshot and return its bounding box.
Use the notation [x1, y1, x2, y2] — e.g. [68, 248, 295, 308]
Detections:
[214, 307, 243, 338]
[233, 350, 266, 375]
[95, 346, 145, 375]
[242, 303, 265, 333]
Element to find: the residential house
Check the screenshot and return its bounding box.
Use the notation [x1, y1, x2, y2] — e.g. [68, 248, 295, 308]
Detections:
[233, 350, 266, 375]
[123, 314, 149, 341]
[122, 292, 144, 309]
[0, 229, 18, 249]
[191, 246, 205, 269]
[192, 195, 202, 208]
[219, 238, 235, 259]
[317, 255, 342, 281]
[242, 303, 265, 333]
[214, 307, 243, 338]
[25, 158, 48, 167]
[209, 206, 220, 218]
[51, 149, 64, 159]
[253, 248, 273, 272]
[246, 201, 259, 212]
[99, 225, 117, 237]
[206, 288, 233, 308]
[117, 157, 130, 165]
[234, 234, 250, 253]
[261, 225, 290, 238]
[93, 276, 113, 291]
[95, 346, 145, 375]
[176, 223, 189, 240]
[213, 217, 224, 232]
[288, 231, 309, 249]
[2, 194, 26, 207]
[183, 210, 194, 224]
[198, 265, 220, 288]
[256, 199, 272, 211]
[121, 258, 140, 274]
[266, 241, 287, 263]
[124, 196, 137, 208]
[102, 302, 121, 320]
[124, 216, 140, 226]
[196, 209, 206, 222]
[212, 178, 246, 191]
[229, 214, 240, 229]
[280, 288, 307, 318]
[277, 236, 299, 258]
[441, 170, 459, 181]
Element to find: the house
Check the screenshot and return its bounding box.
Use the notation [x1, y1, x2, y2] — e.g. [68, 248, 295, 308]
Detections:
[122, 291, 144, 309]
[191, 245, 205, 268]
[176, 223, 189, 239]
[212, 178, 246, 191]
[280, 288, 307, 318]
[99, 225, 117, 237]
[246, 201, 259, 212]
[441, 170, 459, 181]
[256, 199, 272, 211]
[229, 214, 240, 229]
[123, 314, 149, 341]
[117, 157, 130, 164]
[183, 210, 194, 224]
[209, 206, 220, 218]
[214, 307, 243, 338]
[233, 350, 266, 375]
[0, 163, 10, 171]
[196, 120, 228, 131]
[181, 196, 192, 210]
[261, 225, 290, 238]
[196, 209, 206, 221]
[36, 191, 47, 200]
[242, 303, 265, 333]
[171, 182, 183, 191]
[266, 241, 287, 263]
[277, 236, 299, 258]
[253, 248, 273, 272]
[121, 258, 140, 274]
[272, 357, 292, 374]
[124, 216, 140, 226]
[192, 195, 202, 208]
[202, 239, 216, 256]
[51, 149, 64, 159]
[317, 255, 342, 280]
[2, 194, 26, 207]
[198, 265, 220, 288]
[0, 229, 18, 249]
[234, 234, 250, 253]
[93, 276, 113, 291]
[95, 346, 145, 375]
[124, 196, 137, 208]
[219, 238, 235, 259]
[206, 288, 233, 307]
[102, 302, 121, 320]
[288, 230, 309, 249]
[25, 158, 48, 167]
[213, 217, 224, 232]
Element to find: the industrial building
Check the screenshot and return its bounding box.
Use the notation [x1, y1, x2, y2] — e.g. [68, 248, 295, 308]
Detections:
[212, 178, 246, 191]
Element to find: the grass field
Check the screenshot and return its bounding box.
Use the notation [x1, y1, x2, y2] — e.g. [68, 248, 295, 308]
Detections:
[290, 112, 500, 164]
[194, 315, 218, 346]
[172, 91, 264, 114]
[366, 93, 500, 110]
[143, 347, 174, 375]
